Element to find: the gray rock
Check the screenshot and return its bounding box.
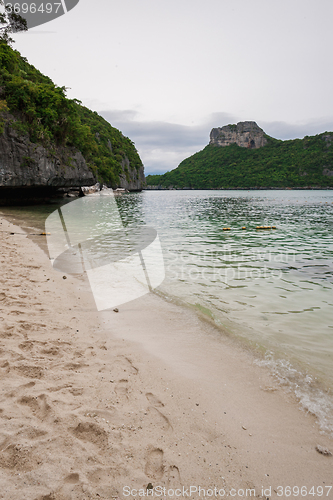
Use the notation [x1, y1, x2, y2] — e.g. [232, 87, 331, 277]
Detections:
[323, 134, 333, 148]
[0, 116, 96, 188]
[80, 183, 101, 195]
[0, 114, 146, 203]
[323, 167, 333, 177]
[119, 155, 146, 191]
[210, 121, 268, 149]
[315, 445, 332, 456]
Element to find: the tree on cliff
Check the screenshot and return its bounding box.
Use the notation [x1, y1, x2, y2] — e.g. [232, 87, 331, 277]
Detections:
[0, 0, 27, 45]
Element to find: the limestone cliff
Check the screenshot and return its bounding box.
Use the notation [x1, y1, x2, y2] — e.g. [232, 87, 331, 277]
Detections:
[0, 115, 95, 188]
[0, 112, 145, 204]
[210, 121, 268, 149]
[119, 156, 146, 191]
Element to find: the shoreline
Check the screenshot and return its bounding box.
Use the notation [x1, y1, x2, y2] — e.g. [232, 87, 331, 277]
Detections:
[144, 187, 333, 191]
[0, 215, 332, 499]
[152, 289, 333, 436]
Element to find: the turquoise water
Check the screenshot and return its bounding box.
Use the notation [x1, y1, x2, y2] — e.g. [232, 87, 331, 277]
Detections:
[2, 189, 333, 434]
[117, 189, 333, 435]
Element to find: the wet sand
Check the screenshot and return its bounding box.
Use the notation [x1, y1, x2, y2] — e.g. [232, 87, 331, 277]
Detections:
[0, 216, 332, 500]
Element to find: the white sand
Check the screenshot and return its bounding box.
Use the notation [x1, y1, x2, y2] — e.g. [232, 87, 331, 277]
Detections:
[0, 216, 332, 500]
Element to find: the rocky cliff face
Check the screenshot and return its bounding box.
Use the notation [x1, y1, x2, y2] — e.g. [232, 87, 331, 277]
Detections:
[0, 117, 96, 189]
[210, 121, 268, 149]
[119, 156, 146, 191]
[0, 114, 145, 204]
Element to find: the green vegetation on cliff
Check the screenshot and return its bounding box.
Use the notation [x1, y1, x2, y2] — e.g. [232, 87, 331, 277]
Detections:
[146, 133, 333, 189]
[0, 41, 143, 186]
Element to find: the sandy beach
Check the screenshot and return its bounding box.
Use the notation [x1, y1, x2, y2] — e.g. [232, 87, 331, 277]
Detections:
[0, 215, 332, 500]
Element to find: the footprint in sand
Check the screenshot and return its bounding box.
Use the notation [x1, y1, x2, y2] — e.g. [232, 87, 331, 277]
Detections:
[14, 365, 44, 379]
[167, 465, 182, 488]
[64, 472, 80, 484]
[40, 345, 62, 357]
[18, 341, 63, 359]
[0, 443, 40, 472]
[0, 360, 10, 374]
[112, 356, 138, 377]
[0, 325, 15, 339]
[18, 340, 51, 356]
[146, 392, 164, 407]
[18, 427, 48, 440]
[18, 394, 52, 421]
[69, 387, 84, 396]
[17, 321, 47, 337]
[146, 407, 173, 431]
[71, 422, 109, 449]
[6, 381, 35, 398]
[35, 492, 56, 499]
[18, 341, 37, 352]
[115, 379, 129, 399]
[9, 310, 27, 316]
[145, 447, 164, 480]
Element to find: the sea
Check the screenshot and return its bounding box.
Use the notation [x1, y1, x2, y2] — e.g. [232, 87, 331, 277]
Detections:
[2, 189, 333, 435]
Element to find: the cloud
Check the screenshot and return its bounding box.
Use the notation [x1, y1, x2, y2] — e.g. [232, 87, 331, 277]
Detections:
[99, 110, 333, 175]
[99, 110, 236, 175]
[260, 119, 333, 141]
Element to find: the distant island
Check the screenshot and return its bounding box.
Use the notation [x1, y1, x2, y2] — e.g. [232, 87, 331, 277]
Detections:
[0, 42, 145, 204]
[146, 121, 333, 189]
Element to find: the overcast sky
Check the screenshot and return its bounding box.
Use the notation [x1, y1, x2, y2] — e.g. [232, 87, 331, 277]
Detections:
[13, 0, 333, 175]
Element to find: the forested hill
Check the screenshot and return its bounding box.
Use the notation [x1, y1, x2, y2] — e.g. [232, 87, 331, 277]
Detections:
[146, 126, 333, 189]
[0, 42, 145, 195]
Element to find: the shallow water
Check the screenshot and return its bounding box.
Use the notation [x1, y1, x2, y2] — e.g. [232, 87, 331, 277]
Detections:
[2, 189, 333, 434]
[117, 189, 333, 435]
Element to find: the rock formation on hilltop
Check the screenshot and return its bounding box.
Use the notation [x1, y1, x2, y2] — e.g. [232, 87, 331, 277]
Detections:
[210, 121, 268, 149]
[146, 123, 333, 189]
